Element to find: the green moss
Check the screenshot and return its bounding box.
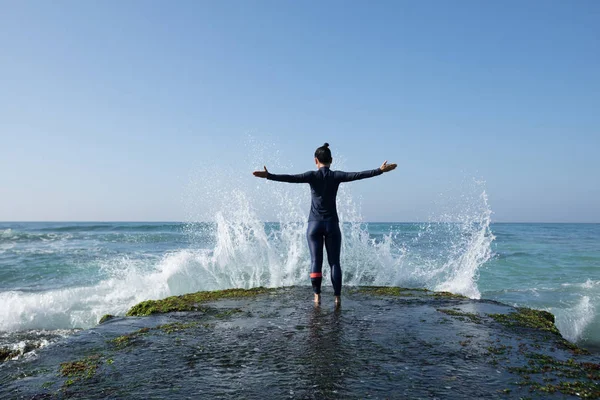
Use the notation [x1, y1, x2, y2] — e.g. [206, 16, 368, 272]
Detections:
[111, 321, 205, 346]
[214, 308, 244, 319]
[507, 352, 600, 398]
[110, 335, 132, 349]
[41, 381, 55, 389]
[487, 345, 511, 355]
[157, 322, 198, 334]
[557, 339, 591, 355]
[528, 381, 600, 398]
[110, 327, 151, 349]
[59, 355, 102, 380]
[98, 314, 115, 324]
[488, 307, 559, 335]
[359, 286, 467, 299]
[432, 291, 468, 299]
[437, 308, 482, 323]
[126, 287, 274, 316]
[357, 286, 420, 296]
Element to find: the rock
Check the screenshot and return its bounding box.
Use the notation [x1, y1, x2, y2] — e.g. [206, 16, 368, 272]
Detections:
[1, 286, 599, 399]
[98, 314, 115, 324]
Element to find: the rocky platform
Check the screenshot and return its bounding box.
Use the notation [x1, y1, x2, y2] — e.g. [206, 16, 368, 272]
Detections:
[1, 286, 599, 399]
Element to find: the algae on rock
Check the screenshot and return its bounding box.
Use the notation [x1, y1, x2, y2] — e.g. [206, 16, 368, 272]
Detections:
[126, 287, 275, 316]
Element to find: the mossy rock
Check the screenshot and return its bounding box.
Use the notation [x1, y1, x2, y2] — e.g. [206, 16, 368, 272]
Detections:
[432, 291, 468, 299]
[489, 307, 559, 335]
[156, 322, 198, 334]
[126, 287, 274, 316]
[359, 286, 466, 299]
[98, 314, 115, 324]
[109, 327, 151, 349]
[358, 286, 416, 296]
[437, 308, 482, 323]
[0, 347, 19, 362]
[558, 339, 590, 355]
[59, 355, 102, 380]
[509, 352, 600, 398]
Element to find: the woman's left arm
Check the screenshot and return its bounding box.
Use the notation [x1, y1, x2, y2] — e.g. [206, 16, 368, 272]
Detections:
[338, 161, 397, 182]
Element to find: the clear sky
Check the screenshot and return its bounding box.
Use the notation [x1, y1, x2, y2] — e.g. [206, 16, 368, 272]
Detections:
[1, 1, 598, 222]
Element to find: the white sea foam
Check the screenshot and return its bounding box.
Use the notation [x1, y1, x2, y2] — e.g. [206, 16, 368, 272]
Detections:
[0, 243, 15, 254]
[560, 279, 600, 290]
[0, 229, 15, 254]
[1, 229, 13, 238]
[0, 329, 77, 361]
[582, 279, 600, 289]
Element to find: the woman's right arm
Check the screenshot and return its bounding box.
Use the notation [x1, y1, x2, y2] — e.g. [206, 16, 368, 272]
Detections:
[253, 166, 313, 183]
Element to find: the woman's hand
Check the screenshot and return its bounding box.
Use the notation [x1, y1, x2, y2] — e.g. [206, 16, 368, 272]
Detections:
[253, 166, 269, 178]
[380, 161, 397, 173]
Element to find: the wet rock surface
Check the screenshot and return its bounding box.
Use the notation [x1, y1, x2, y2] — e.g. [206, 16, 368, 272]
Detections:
[1, 286, 599, 399]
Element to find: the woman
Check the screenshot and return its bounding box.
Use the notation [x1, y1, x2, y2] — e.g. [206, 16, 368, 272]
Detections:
[253, 143, 397, 306]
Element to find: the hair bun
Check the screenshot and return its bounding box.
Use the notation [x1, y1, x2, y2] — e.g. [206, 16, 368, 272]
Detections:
[323, 143, 329, 148]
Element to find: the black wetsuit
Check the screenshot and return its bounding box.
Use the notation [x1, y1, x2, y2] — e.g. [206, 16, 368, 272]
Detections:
[267, 166, 383, 295]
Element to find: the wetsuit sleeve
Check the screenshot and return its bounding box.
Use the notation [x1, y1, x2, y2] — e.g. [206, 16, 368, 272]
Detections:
[336, 168, 383, 182]
[266, 171, 313, 183]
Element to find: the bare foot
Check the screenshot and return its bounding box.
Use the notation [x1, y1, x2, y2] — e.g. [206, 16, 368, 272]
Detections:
[314, 293, 321, 305]
[334, 296, 341, 307]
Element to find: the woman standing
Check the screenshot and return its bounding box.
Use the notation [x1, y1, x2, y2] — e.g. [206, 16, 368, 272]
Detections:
[253, 143, 397, 305]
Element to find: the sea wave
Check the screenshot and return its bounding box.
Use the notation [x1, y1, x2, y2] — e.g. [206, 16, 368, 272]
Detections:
[0, 183, 494, 335]
[34, 223, 183, 233]
[561, 279, 600, 290]
[0, 231, 73, 243]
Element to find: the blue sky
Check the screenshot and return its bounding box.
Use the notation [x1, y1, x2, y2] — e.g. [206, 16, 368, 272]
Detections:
[1, 1, 598, 222]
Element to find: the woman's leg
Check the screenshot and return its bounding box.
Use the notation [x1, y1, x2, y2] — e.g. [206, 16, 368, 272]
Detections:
[306, 221, 324, 295]
[324, 221, 342, 297]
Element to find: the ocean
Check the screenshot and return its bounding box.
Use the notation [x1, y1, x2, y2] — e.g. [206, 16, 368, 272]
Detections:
[1, 215, 599, 360]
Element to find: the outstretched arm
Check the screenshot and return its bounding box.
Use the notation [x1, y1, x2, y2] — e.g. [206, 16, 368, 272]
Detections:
[337, 160, 397, 182]
[252, 166, 312, 183]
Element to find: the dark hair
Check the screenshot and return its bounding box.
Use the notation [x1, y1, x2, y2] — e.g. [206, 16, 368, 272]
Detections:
[314, 143, 332, 164]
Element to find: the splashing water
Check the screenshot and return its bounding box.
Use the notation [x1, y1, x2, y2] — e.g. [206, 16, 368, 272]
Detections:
[429, 191, 495, 298]
[0, 139, 495, 339]
[555, 296, 595, 343]
[181, 150, 495, 299]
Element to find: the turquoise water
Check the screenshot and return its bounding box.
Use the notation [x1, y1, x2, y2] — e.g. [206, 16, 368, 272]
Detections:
[481, 223, 600, 350]
[1, 221, 599, 355]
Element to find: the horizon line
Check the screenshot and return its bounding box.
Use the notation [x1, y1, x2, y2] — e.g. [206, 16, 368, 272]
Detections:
[1, 220, 599, 224]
